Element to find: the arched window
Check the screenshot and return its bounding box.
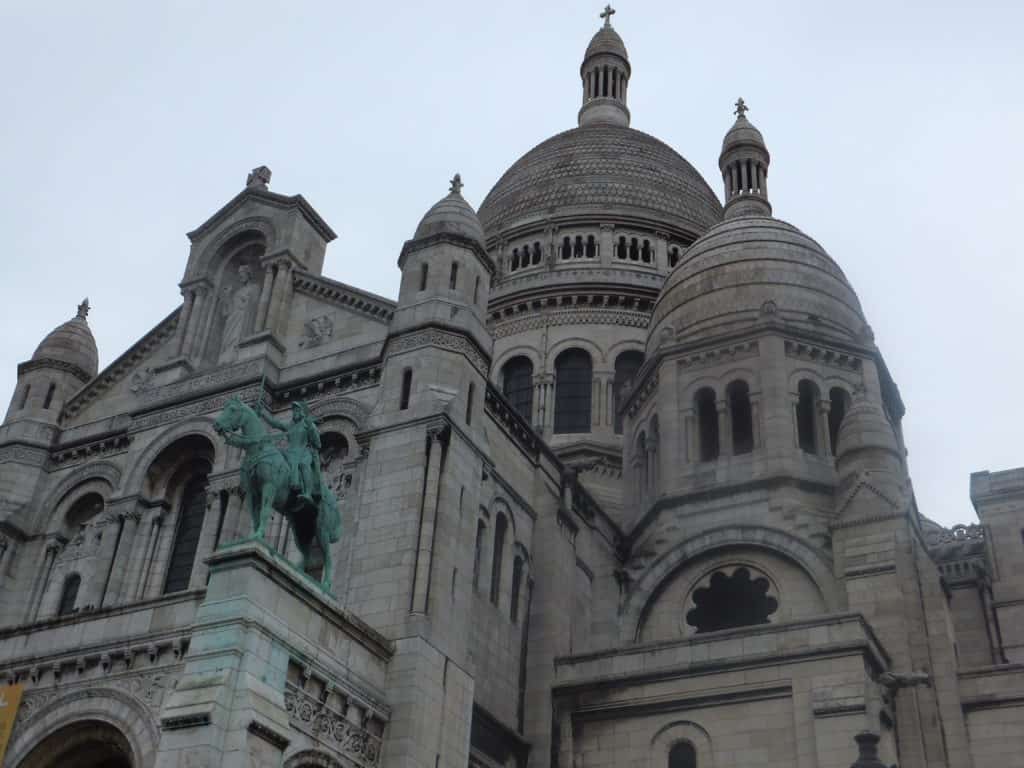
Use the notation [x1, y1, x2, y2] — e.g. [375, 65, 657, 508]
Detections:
[510, 249, 520, 272]
[586, 235, 597, 258]
[695, 387, 719, 462]
[668, 742, 697, 768]
[419, 263, 428, 291]
[400, 369, 413, 410]
[164, 475, 208, 594]
[66, 493, 105, 528]
[502, 357, 534, 422]
[727, 380, 754, 455]
[796, 380, 819, 454]
[57, 573, 81, 616]
[613, 350, 644, 434]
[473, 520, 486, 591]
[554, 349, 593, 434]
[686, 567, 778, 633]
[561, 236, 572, 259]
[629, 238, 639, 260]
[466, 383, 475, 426]
[573, 235, 584, 258]
[449, 262, 459, 289]
[510, 555, 524, 623]
[617, 236, 627, 259]
[490, 513, 508, 605]
[828, 387, 851, 455]
[669, 246, 680, 267]
[43, 382, 56, 409]
[641, 239, 652, 263]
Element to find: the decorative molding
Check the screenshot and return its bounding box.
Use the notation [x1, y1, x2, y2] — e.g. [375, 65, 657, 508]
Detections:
[136, 359, 263, 406]
[248, 719, 291, 749]
[50, 437, 130, 469]
[308, 396, 371, 428]
[492, 308, 649, 339]
[675, 339, 760, 371]
[17, 358, 92, 383]
[285, 683, 382, 768]
[784, 339, 863, 371]
[130, 385, 261, 432]
[163, 712, 212, 730]
[299, 314, 335, 348]
[293, 273, 394, 323]
[386, 327, 490, 376]
[0, 444, 49, 467]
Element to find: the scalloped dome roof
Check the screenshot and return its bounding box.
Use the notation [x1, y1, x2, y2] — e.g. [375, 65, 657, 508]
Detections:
[649, 217, 866, 350]
[414, 186, 485, 246]
[33, 301, 98, 379]
[478, 125, 723, 237]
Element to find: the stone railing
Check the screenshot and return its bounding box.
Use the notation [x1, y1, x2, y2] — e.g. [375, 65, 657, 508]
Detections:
[284, 683, 383, 768]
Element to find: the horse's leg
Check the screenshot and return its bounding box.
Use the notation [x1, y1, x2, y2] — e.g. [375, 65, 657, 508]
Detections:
[248, 486, 262, 540]
[318, 515, 333, 591]
[256, 479, 274, 539]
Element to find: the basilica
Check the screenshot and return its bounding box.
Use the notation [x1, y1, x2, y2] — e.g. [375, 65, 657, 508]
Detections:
[1, 9, 1023, 768]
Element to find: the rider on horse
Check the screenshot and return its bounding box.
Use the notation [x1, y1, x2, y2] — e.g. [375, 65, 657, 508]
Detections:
[257, 400, 323, 507]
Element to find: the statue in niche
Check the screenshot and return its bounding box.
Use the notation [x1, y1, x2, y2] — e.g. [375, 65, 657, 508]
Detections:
[218, 264, 259, 364]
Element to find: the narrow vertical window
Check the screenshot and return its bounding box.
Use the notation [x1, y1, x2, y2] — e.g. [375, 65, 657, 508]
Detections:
[57, 574, 81, 616]
[561, 236, 572, 259]
[510, 556, 524, 622]
[669, 246, 680, 267]
[164, 476, 208, 594]
[796, 380, 819, 454]
[449, 262, 458, 290]
[502, 356, 534, 422]
[19, 385, 30, 409]
[828, 387, 851, 455]
[641, 240, 652, 263]
[695, 387, 719, 462]
[727, 380, 754, 455]
[554, 349, 593, 434]
[420, 263, 428, 291]
[473, 520, 486, 590]
[532, 242, 542, 264]
[490, 513, 508, 605]
[629, 238, 639, 260]
[613, 350, 644, 434]
[400, 369, 413, 411]
[617, 236, 627, 259]
[473, 276, 481, 304]
[43, 382, 56, 409]
[511, 250, 520, 271]
[586, 235, 596, 258]
[466, 383, 475, 425]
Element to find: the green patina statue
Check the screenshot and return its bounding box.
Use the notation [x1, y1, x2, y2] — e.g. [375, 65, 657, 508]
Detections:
[213, 396, 342, 591]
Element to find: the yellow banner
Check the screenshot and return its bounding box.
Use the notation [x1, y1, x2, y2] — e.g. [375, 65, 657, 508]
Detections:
[0, 684, 24, 766]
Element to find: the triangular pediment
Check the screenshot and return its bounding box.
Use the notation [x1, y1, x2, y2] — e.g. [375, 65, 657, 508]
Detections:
[187, 187, 336, 244]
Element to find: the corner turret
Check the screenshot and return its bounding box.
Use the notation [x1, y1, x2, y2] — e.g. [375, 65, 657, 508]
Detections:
[719, 98, 772, 219]
[578, 5, 631, 128]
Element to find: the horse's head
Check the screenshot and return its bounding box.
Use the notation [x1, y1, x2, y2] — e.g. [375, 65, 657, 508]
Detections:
[214, 397, 248, 434]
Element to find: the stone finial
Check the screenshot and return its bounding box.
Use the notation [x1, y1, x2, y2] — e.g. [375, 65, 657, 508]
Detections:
[449, 173, 464, 195]
[246, 165, 272, 190]
[77, 297, 90, 320]
[734, 97, 749, 118]
[600, 4, 616, 26]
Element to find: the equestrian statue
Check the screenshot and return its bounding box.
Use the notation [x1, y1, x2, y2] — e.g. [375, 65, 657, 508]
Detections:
[213, 396, 342, 591]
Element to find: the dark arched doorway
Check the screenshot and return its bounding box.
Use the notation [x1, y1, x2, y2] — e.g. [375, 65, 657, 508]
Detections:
[19, 719, 134, 768]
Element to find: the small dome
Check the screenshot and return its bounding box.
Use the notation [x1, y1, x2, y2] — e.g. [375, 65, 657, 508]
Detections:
[413, 174, 485, 246]
[585, 25, 628, 60]
[835, 394, 900, 460]
[32, 299, 99, 379]
[721, 114, 767, 156]
[649, 217, 866, 350]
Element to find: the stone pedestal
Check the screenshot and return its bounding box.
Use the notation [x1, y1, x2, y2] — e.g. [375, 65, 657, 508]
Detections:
[155, 540, 392, 768]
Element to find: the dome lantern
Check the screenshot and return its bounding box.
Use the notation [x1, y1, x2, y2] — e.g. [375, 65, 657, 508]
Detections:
[578, 5, 631, 128]
[719, 98, 772, 219]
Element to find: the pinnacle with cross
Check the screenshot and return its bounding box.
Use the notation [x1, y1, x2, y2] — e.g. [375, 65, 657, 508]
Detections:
[449, 173, 464, 195]
[734, 97, 749, 118]
[600, 4, 615, 27]
[77, 298, 90, 320]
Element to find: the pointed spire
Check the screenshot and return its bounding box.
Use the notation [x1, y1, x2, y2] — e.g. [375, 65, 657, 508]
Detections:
[719, 98, 772, 219]
[77, 298, 90, 320]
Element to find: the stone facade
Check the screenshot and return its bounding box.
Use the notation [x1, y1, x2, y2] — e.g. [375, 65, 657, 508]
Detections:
[1, 10, 1022, 768]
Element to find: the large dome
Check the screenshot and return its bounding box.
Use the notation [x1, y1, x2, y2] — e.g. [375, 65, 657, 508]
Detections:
[478, 124, 723, 238]
[649, 217, 867, 350]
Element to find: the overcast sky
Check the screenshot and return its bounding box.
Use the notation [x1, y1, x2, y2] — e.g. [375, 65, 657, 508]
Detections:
[1, 0, 1021, 527]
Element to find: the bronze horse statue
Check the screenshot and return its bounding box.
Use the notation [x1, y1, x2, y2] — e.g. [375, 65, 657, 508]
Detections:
[213, 396, 341, 591]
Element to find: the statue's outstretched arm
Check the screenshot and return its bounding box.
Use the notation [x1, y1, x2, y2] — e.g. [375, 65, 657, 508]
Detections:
[257, 404, 289, 432]
[308, 423, 322, 451]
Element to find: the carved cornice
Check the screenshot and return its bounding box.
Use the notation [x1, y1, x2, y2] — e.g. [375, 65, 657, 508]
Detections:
[50, 435, 131, 468]
[130, 384, 262, 432]
[17, 358, 92, 383]
[784, 339, 863, 372]
[676, 339, 759, 371]
[292, 273, 395, 324]
[492, 307, 649, 339]
[0, 443, 49, 467]
[64, 309, 180, 420]
[385, 326, 490, 377]
[135, 359, 264, 407]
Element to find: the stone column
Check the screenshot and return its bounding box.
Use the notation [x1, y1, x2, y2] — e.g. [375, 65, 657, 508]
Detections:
[181, 284, 210, 361]
[539, 373, 555, 434]
[265, 259, 293, 338]
[255, 264, 275, 331]
[190, 490, 225, 589]
[135, 512, 165, 600]
[0, 536, 10, 584]
[591, 377, 602, 430]
[25, 540, 61, 623]
[750, 393, 763, 450]
[741, 159, 749, 192]
[790, 394, 801, 450]
[817, 399, 833, 458]
[599, 224, 613, 265]
[90, 512, 125, 608]
[649, 443, 659, 497]
[174, 289, 196, 356]
[654, 232, 668, 270]
[717, 399, 731, 457]
[411, 425, 448, 613]
[682, 408, 696, 464]
[103, 507, 142, 606]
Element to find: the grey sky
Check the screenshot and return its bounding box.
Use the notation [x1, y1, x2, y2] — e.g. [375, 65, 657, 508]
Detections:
[1, 0, 1021, 527]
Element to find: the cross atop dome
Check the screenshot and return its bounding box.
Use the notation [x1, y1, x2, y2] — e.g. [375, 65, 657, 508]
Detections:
[449, 173, 464, 195]
[734, 97, 749, 118]
[600, 4, 615, 27]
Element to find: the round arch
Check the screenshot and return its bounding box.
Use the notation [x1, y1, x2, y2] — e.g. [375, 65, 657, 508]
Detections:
[42, 461, 122, 521]
[621, 524, 839, 644]
[493, 346, 542, 378]
[546, 337, 604, 367]
[191, 216, 277, 280]
[650, 720, 715, 768]
[283, 749, 344, 768]
[308, 396, 370, 430]
[45, 476, 117, 534]
[121, 417, 223, 497]
[5, 688, 158, 768]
